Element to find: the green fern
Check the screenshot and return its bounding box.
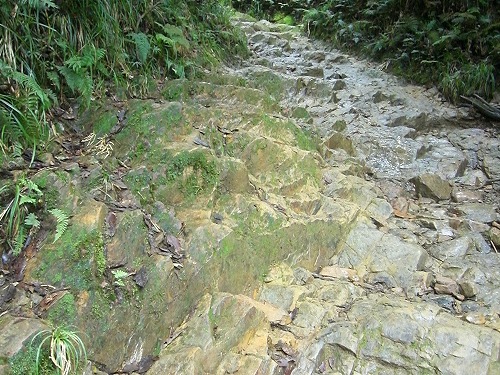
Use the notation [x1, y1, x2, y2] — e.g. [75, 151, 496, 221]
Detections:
[57, 45, 106, 108]
[13, 226, 27, 256]
[25, 212, 41, 228]
[10, 70, 52, 110]
[129, 32, 151, 64]
[48, 208, 69, 243]
[26, 0, 58, 10]
[57, 66, 93, 107]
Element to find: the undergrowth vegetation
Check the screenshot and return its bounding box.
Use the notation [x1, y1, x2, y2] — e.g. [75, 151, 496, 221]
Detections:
[233, 0, 499, 102]
[0, 0, 247, 155]
[0, 176, 69, 257]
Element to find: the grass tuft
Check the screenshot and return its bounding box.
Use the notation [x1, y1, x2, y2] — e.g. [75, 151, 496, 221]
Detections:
[31, 326, 86, 375]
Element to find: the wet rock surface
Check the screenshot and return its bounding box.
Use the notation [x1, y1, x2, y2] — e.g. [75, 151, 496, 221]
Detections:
[145, 18, 500, 374]
[1, 16, 499, 374]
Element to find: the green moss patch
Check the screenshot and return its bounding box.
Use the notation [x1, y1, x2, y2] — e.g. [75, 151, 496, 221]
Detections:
[9, 343, 58, 375]
[34, 229, 105, 292]
[252, 114, 318, 152]
[47, 293, 77, 326]
[164, 150, 219, 199]
[216, 220, 344, 293]
[93, 111, 117, 136]
[247, 71, 285, 101]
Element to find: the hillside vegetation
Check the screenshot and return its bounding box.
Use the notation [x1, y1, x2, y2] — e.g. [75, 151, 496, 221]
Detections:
[233, 0, 499, 103]
[0, 0, 247, 155]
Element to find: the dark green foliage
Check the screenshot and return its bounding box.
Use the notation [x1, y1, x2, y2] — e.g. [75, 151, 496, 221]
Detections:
[9, 340, 58, 375]
[47, 293, 77, 326]
[0, 177, 43, 256]
[233, 0, 498, 102]
[0, 0, 247, 152]
[165, 151, 219, 197]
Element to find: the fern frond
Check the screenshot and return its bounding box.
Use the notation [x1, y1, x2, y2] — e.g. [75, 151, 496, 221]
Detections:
[58, 65, 93, 106]
[13, 226, 26, 256]
[49, 208, 69, 243]
[25, 212, 41, 228]
[46, 71, 60, 91]
[22, 177, 43, 196]
[129, 32, 151, 64]
[161, 24, 190, 49]
[10, 70, 51, 110]
[26, 0, 58, 10]
[94, 47, 106, 62]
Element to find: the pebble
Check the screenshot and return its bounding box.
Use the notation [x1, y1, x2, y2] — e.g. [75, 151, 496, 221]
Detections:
[465, 313, 486, 325]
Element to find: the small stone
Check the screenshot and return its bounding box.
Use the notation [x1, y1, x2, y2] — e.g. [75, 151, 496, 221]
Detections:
[448, 218, 462, 230]
[465, 313, 486, 325]
[73, 199, 108, 232]
[332, 120, 347, 132]
[488, 226, 500, 248]
[429, 236, 473, 261]
[417, 218, 438, 230]
[0, 284, 16, 304]
[133, 266, 148, 288]
[372, 91, 389, 103]
[365, 198, 393, 224]
[326, 71, 343, 80]
[412, 271, 434, 293]
[365, 272, 397, 289]
[332, 80, 346, 91]
[423, 294, 457, 312]
[451, 188, 482, 203]
[331, 54, 348, 63]
[319, 266, 359, 282]
[458, 280, 478, 298]
[211, 212, 223, 224]
[0, 316, 48, 359]
[30, 293, 43, 305]
[460, 203, 498, 223]
[303, 67, 324, 78]
[439, 227, 454, 237]
[293, 267, 313, 285]
[39, 152, 56, 166]
[308, 51, 326, 62]
[461, 300, 481, 313]
[434, 275, 460, 296]
[411, 173, 452, 201]
[468, 221, 491, 233]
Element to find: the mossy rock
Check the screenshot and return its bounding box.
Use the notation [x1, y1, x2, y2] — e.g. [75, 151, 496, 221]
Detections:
[241, 138, 321, 195]
[32, 170, 80, 214]
[155, 150, 219, 205]
[113, 100, 189, 162]
[246, 70, 285, 101]
[218, 159, 252, 194]
[251, 114, 318, 152]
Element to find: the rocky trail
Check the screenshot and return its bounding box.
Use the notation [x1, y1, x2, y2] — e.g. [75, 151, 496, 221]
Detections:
[1, 16, 500, 375]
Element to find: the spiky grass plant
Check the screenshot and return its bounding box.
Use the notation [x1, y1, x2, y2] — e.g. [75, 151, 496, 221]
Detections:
[31, 326, 86, 375]
[0, 177, 43, 255]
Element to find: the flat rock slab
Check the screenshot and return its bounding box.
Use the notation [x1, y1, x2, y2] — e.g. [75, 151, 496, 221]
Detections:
[0, 315, 48, 359]
[325, 295, 500, 375]
[336, 221, 427, 289]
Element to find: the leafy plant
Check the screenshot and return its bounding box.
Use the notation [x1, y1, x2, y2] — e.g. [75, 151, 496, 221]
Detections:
[57, 44, 107, 108]
[129, 32, 151, 65]
[165, 150, 219, 197]
[440, 62, 495, 103]
[111, 269, 129, 287]
[0, 62, 52, 153]
[48, 208, 69, 243]
[9, 343, 58, 375]
[31, 326, 86, 375]
[0, 177, 43, 255]
[239, 0, 499, 101]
